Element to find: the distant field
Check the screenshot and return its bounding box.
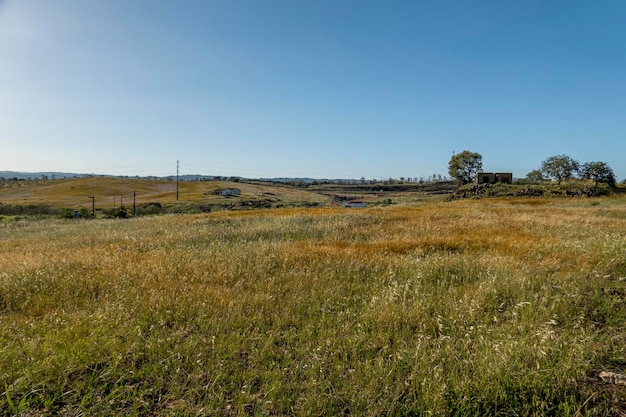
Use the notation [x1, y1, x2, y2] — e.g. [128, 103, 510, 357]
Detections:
[0, 177, 332, 213]
[1, 197, 625, 415]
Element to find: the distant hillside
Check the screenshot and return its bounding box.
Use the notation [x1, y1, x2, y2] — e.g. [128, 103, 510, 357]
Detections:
[0, 171, 218, 181]
[0, 171, 91, 180]
[0, 176, 331, 209]
[0, 171, 366, 184]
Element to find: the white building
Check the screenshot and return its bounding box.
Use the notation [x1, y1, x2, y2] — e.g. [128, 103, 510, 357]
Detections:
[213, 188, 241, 197]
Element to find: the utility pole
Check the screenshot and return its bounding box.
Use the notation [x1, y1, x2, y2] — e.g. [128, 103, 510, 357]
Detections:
[176, 160, 180, 201]
[133, 191, 136, 217]
[89, 196, 95, 218]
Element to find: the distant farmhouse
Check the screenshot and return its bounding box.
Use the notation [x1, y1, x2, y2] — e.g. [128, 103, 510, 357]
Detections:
[213, 188, 241, 197]
[475, 172, 513, 184]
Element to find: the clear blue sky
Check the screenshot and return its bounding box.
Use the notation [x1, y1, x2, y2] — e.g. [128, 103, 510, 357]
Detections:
[1, 1, 625, 180]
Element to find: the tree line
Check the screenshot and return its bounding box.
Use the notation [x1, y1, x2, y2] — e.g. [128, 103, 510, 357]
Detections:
[448, 151, 618, 186]
[527, 155, 616, 186]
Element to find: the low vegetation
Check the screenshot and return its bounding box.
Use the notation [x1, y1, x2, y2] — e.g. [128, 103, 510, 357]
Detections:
[1, 196, 625, 415]
[454, 181, 622, 199]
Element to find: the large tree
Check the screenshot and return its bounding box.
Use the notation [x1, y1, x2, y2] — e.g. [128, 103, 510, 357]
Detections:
[448, 151, 483, 184]
[579, 161, 616, 187]
[540, 155, 579, 185]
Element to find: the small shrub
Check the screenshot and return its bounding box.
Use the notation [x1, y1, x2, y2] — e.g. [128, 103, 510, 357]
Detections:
[136, 202, 164, 216]
[61, 208, 76, 219]
[102, 207, 129, 218]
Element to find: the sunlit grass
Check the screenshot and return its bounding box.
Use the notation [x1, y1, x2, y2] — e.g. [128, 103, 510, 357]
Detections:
[0, 177, 330, 210]
[1, 198, 625, 415]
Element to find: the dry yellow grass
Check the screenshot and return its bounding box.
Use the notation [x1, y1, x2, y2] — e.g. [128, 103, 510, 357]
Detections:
[0, 177, 330, 208]
[1, 197, 625, 415]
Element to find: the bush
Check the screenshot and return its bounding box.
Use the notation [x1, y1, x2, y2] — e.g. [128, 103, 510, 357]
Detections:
[61, 208, 77, 219]
[0, 203, 61, 216]
[136, 202, 164, 216]
[103, 207, 129, 218]
[61, 207, 93, 219]
[79, 207, 92, 218]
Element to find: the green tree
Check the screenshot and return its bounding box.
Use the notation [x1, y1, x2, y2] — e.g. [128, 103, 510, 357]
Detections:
[448, 151, 483, 184]
[540, 155, 579, 185]
[526, 169, 544, 182]
[579, 161, 616, 187]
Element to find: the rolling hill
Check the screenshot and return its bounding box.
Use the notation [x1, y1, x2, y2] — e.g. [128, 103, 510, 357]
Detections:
[0, 176, 331, 212]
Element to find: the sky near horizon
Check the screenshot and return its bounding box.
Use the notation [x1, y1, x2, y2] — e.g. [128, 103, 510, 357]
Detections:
[1, 1, 625, 180]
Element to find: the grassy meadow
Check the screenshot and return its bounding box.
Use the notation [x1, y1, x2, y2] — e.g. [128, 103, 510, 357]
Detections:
[0, 177, 331, 215]
[1, 197, 626, 415]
